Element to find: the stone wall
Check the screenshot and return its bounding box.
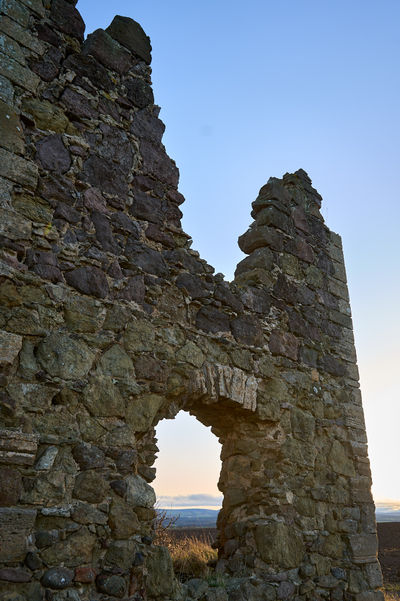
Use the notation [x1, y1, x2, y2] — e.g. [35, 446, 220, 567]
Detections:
[0, 1, 383, 600]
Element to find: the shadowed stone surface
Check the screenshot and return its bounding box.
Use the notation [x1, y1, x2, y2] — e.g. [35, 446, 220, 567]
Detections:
[0, 2, 381, 601]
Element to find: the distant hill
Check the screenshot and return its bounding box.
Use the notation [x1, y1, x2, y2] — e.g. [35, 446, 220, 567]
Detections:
[376, 503, 400, 522]
[158, 505, 400, 527]
[158, 508, 219, 528]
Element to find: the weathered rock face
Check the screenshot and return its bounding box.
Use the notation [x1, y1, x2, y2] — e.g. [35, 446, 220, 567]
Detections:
[0, 2, 382, 601]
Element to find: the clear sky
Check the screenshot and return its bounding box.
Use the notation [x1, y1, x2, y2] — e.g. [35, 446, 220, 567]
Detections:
[77, 0, 400, 504]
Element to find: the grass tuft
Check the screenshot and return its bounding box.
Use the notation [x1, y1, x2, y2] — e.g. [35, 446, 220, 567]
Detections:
[154, 509, 217, 579]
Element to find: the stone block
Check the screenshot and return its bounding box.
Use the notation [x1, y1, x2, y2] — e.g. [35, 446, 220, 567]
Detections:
[83, 375, 125, 417]
[83, 28, 131, 74]
[0, 100, 23, 153]
[36, 134, 71, 173]
[18, 0, 45, 17]
[0, 0, 30, 27]
[50, 0, 85, 40]
[109, 498, 140, 539]
[0, 73, 13, 102]
[37, 332, 94, 380]
[21, 98, 69, 133]
[40, 527, 95, 567]
[255, 521, 304, 568]
[106, 15, 151, 63]
[0, 50, 39, 92]
[41, 567, 73, 589]
[0, 467, 22, 505]
[125, 393, 163, 432]
[96, 573, 126, 597]
[126, 474, 156, 508]
[269, 329, 299, 360]
[0, 31, 26, 66]
[145, 546, 175, 598]
[0, 148, 38, 190]
[348, 534, 378, 564]
[0, 567, 31, 582]
[238, 224, 283, 253]
[0, 507, 36, 561]
[0, 329, 22, 364]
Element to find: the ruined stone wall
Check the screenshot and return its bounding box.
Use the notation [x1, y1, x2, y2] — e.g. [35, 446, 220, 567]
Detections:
[0, 1, 382, 600]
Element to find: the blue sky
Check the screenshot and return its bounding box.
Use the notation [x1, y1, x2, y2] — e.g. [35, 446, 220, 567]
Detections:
[78, 0, 400, 503]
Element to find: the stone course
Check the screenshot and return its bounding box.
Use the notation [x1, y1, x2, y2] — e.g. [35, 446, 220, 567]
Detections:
[0, 1, 382, 600]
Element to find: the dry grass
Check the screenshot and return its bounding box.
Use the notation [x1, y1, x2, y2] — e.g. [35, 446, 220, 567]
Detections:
[170, 534, 218, 578]
[384, 584, 400, 601]
[154, 510, 218, 579]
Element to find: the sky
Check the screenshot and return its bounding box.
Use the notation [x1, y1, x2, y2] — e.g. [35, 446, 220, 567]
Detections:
[77, 0, 400, 505]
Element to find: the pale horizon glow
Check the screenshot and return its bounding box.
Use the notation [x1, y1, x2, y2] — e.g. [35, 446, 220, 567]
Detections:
[153, 412, 222, 501]
[78, 0, 400, 503]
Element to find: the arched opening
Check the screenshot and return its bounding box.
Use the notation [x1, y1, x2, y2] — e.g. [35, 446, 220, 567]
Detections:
[153, 411, 222, 580]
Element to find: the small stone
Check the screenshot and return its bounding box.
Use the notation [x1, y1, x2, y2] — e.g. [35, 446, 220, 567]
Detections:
[123, 319, 155, 352]
[21, 98, 69, 133]
[0, 568, 31, 583]
[96, 573, 126, 598]
[91, 210, 119, 253]
[81, 153, 128, 198]
[255, 522, 304, 569]
[64, 52, 112, 92]
[115, 449, 138, 473]
[231, 315, 264, 346]
[35, 446, 58, 470]
[125, 77, 154, 109]
[74, 566, 96, 583]
[277, 581, 296, 600]
[0, 147, 38, 188]
[72, 502, 108, 525]
[0, 99, 24, 153]
[41, 567, 74, 589]
[65, 266, 109, 299]
[252, 179, 292, 216]
[109, 498, 140, 539]
[25, 551, 42, 571]
[145, 546, 175, 598]
[135, 356, 167, 383]
[106, 16, 152, 63]
[117, 275, 145, 303]
[0, 53, 40, 94]
[36, 134, 71, 173]
[72, 443, 105, 470]
[126, 474, 156, 508]
[269, 330, 299, 360]
[196, 306, 230, 334]
[110, 480, 127, 497]
[140, 138, 179, 187]
[238, 225, 283, 254]
[50, 0, 85, 40]
[176, 272, 211, 299]
[83, 375, 125, 417]
[0, 74, 14, 103]
[61, 87, 96, 120]
[0, 467, 22, 506]
[0, 329, 22, 364]
[125, 241, 169, 277]
[83, 29, 131, 74]
[73, 470, 108, 504]
[176, 341, 205, 368]
[37, 332, 94, 379]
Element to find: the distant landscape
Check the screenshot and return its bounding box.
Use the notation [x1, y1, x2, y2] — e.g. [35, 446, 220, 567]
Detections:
[159, 502, 400, 528]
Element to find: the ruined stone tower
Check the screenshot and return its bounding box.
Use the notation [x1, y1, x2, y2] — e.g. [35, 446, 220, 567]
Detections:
[0, 1, 382, 600]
